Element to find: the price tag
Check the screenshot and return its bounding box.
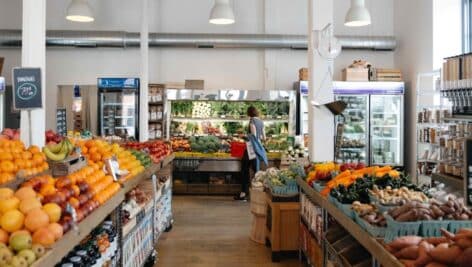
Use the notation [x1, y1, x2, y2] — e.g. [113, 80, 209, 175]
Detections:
[12, 68, 42, 110]
[66, 203, 79, 233]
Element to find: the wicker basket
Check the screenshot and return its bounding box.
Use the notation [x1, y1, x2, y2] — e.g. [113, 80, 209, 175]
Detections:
[250, 188, 267, 216]
[250, 214, 266, 244]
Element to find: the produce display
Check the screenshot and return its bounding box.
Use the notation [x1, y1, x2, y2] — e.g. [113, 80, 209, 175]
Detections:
[171, 138, 191, 152]
[0, 140, 48, 184]
[42, 138, 75, 162]
[387, 198, 472, 222]
[0, 186, 58, 266]
[370, 186, 429, 205]
[122, 187, 152, 225]
[188, 136, 221, 153]
[253, 164, 305, 195]
[385, 228, 472, 267]
[121, 140, 171, 163]
[352, 201, 386, 226]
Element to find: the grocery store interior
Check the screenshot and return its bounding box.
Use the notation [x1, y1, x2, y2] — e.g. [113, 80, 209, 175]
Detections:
[0, 0, 470, 266]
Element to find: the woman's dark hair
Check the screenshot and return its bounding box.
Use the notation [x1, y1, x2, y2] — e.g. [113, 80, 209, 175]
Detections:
[247, 106, 259, 117]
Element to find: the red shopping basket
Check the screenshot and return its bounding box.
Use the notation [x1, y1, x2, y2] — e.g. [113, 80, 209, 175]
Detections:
[230, 142, 246, 158]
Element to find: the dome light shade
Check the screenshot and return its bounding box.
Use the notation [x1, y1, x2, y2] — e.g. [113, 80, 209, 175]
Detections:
[209, 0, 235, 25]
[66, 0, 94, 22]
[344, 0, 371, 27]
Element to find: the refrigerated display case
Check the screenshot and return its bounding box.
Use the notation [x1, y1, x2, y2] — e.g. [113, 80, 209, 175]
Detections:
[333, 82, 405, 166]
[97, 78, 140, 139]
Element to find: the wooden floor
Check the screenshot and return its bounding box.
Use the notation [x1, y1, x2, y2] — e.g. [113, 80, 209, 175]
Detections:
[156, 196, 302, 267]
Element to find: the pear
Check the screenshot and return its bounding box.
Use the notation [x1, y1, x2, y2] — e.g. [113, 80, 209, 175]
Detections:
[10, 255, 28, 267]
[17, 249, 36, 265]
[9, 233, 32, 252]
[31, 244, 45, 258]
[0, 247, 13, 265]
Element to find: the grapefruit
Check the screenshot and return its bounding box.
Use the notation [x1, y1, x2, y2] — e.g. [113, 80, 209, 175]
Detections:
[19, 197, 42, 214]
[14, 188, 36, 201]
[24, 209, 49, 232]
[32, 228, 55, 247]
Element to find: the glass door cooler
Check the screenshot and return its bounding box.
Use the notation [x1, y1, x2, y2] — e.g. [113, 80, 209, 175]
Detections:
[333, 82, 405, 167]
[334, 94, 369, 164]
[97, 78, 140, 139]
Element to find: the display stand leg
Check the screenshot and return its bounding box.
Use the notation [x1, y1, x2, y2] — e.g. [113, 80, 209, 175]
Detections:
[322, 208, 328, 267]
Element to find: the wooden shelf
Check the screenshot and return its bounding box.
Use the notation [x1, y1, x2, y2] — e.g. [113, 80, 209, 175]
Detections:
[31, 189, 125, 267]
[431, 173, 463, 189]
[31, 153, 175, 267]
[296, 177, 403, 267]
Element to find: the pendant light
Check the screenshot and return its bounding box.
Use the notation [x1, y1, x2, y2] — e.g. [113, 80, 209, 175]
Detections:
[209, 0, 235, 25]
[344, 0, 371, 27]
[66, 0, 94, 22]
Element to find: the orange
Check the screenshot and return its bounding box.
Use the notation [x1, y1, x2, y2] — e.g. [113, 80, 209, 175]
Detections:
[91, 153, 101, 163]
[15, 187, 36, 200]
[85, 140, 95, 149]
[0, 210, 24, 233]
[71, 185, 80, 197]
[68, 197, 80, 209]
[19, 197, 42, 214]
[88, 147, 98, 155]
[28, 145, 40, 154]
[0, 197, 20, 213]
[39, 184, 56, 197]
[25, 209, 49, 232]
[81, 146, 88, 154]
[32, 227, 55, 247]
[14, 158, 25, 170]
[42, 203, 62, 223]
[42, 162, 49, 171]
[47, 223, 63, 240]
[21, 151, 33, 160]
[0, 229, 8, 244]
[24, 160, 33, 169]
[32, 153, 44, 166]
[0, 173, 14, 184]
[0, 160, 15, 173]
[0, 188, 14, 200]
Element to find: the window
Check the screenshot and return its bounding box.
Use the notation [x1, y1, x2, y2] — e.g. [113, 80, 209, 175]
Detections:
[433, 0, 462, 69]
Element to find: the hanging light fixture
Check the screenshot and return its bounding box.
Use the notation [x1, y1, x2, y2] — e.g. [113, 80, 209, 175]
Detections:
[209, 0, 235, 25]
[344, 0, 371, 27]
[66, 0, 94, 22]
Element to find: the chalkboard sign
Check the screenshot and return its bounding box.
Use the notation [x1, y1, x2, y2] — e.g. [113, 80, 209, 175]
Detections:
[12, 68, 42, 110]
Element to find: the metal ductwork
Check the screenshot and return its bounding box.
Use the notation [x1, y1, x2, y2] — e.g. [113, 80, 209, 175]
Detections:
[0, 30, 396, 51]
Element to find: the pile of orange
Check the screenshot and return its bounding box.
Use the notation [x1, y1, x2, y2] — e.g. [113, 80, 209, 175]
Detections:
[0, 140, 48, 184]
[77, 139, 144, 183]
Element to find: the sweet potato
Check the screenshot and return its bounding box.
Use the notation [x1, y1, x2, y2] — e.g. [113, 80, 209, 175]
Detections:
[456, 247, 472, 267]
[389, 236, 423, 250]
[430, 244, 462, 265]
[385, 244, 398, 254]
[424, 237, 449, 245]
[414, 241, 434, 266]
[396, 210, 418, 222]
[394, 245, 419, 260]
[456, 237, 472, 249]
[425, 263, 448, 267]
[400, 259, 415, 267]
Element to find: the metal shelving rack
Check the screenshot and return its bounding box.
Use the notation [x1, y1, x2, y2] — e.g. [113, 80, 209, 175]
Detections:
[415, 70, 448, 185]
[148, 84, 166, 140]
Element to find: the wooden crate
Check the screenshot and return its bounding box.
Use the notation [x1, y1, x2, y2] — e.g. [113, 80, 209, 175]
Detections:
[342, 68, 369, 81]
[265, 192, 300, 262]
[49, 155, 87, 177]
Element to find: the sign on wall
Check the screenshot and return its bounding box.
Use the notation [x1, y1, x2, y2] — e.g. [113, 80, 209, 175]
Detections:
[12, 67, 42, 110]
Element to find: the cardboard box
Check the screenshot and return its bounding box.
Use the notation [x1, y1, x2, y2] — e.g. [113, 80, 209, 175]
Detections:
[299, 68, 309, 81]
[185, 79, 204, 90]
[342, 68, 369, 81]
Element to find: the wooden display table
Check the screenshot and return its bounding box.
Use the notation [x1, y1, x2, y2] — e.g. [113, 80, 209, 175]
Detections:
[265, 192, 300, 262]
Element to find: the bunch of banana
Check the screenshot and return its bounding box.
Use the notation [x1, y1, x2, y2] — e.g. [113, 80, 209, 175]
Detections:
[43, 138, 75, 161]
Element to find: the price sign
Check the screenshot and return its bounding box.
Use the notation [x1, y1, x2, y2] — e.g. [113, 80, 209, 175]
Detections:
[12, 68, 42, 110]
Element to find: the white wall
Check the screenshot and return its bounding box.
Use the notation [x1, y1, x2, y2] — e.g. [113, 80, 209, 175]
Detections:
[0, 0, 395, 130]
[394, 0, 434, 179]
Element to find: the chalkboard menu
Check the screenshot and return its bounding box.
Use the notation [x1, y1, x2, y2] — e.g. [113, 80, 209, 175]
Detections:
[12, 68, 42, 110]
[56, 108, 67, 136]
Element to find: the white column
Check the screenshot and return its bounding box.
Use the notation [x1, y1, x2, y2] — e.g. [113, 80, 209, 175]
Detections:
[21, 0, 46, 147]
[307, 0, 334, 161]
[139, 0, 149, 142]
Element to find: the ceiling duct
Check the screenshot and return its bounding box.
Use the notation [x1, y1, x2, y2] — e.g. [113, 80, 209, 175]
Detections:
[0, 30, 396, 51]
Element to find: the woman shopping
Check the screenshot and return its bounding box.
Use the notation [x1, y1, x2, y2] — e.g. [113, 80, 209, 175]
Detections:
[234, 106, 268, 201]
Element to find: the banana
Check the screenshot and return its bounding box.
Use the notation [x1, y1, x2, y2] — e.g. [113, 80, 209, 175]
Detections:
[43, 146, 67, 161]
[59, 141, 70, 155]
[47, 141, 64, 153]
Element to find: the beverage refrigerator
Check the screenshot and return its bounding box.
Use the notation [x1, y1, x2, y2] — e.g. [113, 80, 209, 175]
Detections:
[97, 78, 140, 139]
[333, 81, 405, 166]
[295, 81, 405, 166]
